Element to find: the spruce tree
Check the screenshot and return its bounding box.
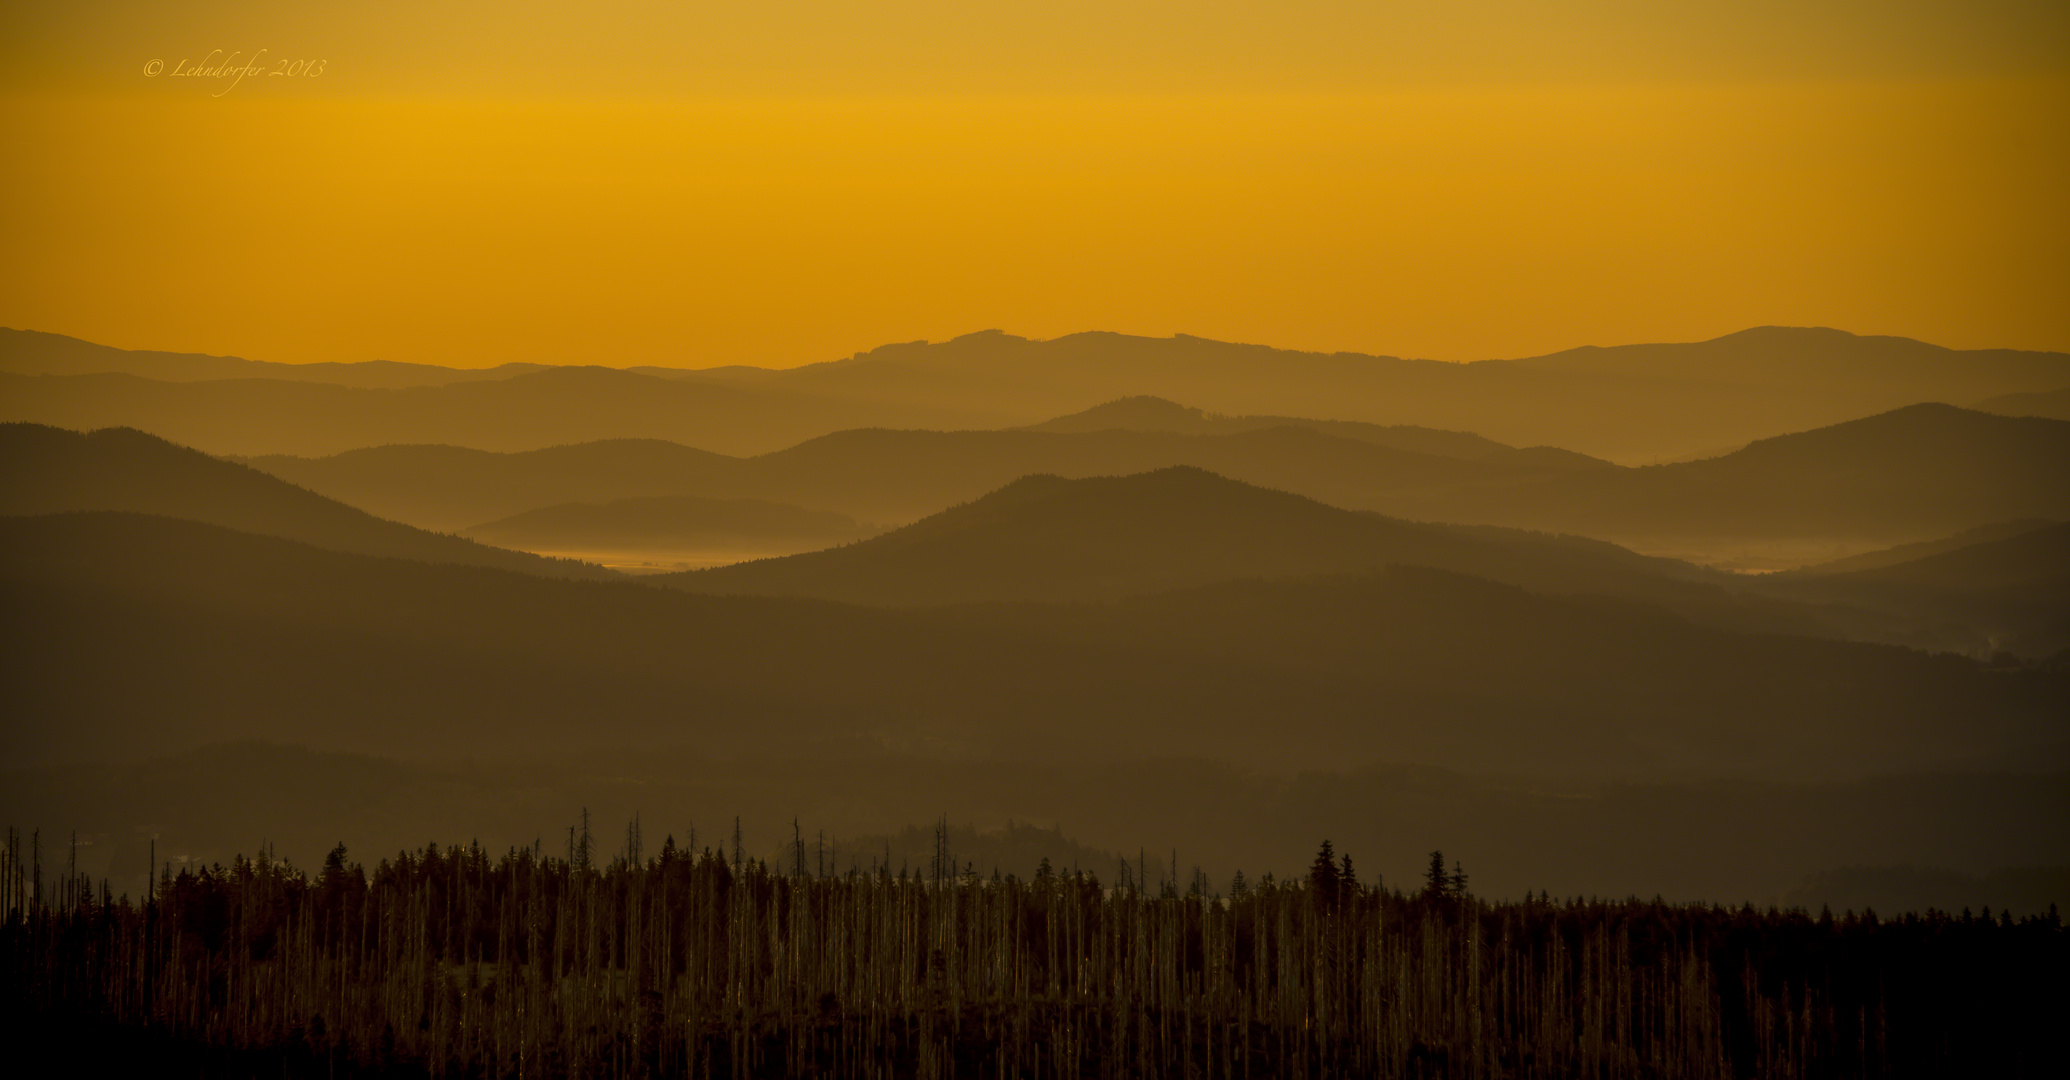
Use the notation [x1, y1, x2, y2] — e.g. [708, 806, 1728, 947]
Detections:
[1424, 850, 1450, 898]
[1309, 840, 1341, 906]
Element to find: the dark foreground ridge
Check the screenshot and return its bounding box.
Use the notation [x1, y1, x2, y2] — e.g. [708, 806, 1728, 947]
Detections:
[4, 831, 2061, 1079]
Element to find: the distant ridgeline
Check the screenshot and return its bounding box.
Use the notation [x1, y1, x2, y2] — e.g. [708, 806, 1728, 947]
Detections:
[2, 829, 2060, 1079]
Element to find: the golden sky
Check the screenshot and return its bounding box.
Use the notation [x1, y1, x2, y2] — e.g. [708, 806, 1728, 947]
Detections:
[2, 1, 2065, 367]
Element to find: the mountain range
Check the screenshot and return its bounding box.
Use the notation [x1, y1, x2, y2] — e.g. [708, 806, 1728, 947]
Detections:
[239, 402, 2070, 559]
[16, 420, 2054, 660]
[8, 325, 2066, 461]
[3, 323, 2066, 914]
[240, 424, 1549, 533]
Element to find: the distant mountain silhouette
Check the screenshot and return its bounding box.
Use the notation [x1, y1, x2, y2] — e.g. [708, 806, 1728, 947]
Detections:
[1022, 396, 1612, 471]
[680, 326, 2070, 462]
[7, 511, 2058, 781]
[11, 326, 2066, 462]
[1394, 404, 2070, 545]
[1971, 387, 2070, 422]
[462, 495, 878, 553]
[0, 423, 615, 580]
[242, 440, 746, 532]
[741, 426, 1565, 525]
[245, 426, 1566, 532]
[241, 403, 2066, 561]
[0, 327, 552, 388]
[0, 365, 1002, 458]
[1513, 326, 2065, 388]
[1021, 395, 1221, 434]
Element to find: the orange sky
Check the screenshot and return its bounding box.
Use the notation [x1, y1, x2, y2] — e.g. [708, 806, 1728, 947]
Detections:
[2, 2, 2065, 367]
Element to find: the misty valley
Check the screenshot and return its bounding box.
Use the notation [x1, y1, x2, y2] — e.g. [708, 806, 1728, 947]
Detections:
[3, 326, 2066, 1076]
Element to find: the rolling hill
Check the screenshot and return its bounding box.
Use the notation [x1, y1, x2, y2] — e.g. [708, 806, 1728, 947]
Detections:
[1019, 396, 1612, 471]
[244, 404, 2069, 564]
[1380, 404, 2070, 549]
[243, 425, 1563, 532]
[239, 439, 743, 532]
[1778, 520, 2063, 577]
[1753, 522, 2070, 660]
[650, 466, 1846, 640]
[0, 365, 998, 459]
[1972, 387, 2070, 422]
[0, 327, 552, 388]
[0, 423, 616, 580]
[5, 511, 2059, 783]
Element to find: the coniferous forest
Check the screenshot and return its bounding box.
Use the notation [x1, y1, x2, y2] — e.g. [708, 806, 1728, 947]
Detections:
[4, 825, 2061, 1079]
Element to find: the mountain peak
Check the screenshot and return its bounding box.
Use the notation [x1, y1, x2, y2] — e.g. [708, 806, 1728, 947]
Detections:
[1026, 396, 1209, 434]
[1712, 325, 1861, 343]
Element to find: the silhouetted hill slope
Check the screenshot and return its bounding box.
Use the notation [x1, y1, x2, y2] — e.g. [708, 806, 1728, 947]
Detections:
[1022, 396, 1612, 471]
[1782, 521, 2064, 577]
[246, 426, 1589, 534]
[8, 513, 2062, 782]
[244, 404, 2068, 555]
[1404, 405, 2070, 543]
[1023, 396, 1507, 458]
[740, 427, 1553, 524]
[969, 567, 2064, 770]
[1789, 523, 2070, 594]
[653, 467, 1841, 637]
[0, 327, 550, 387]
[659, 467, 1447, 605]
[1752, 523, 2070, 660]
[1972, 387, 2070, 422]
[241, 440, 745, 532]
[1796, 521, 2070, 587]
[0, 366, 999, 458]
[462, 495, 877, 551]
[0, 424, 615, 580]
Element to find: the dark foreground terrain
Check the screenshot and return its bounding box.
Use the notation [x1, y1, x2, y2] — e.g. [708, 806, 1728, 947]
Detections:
[5, 833, 2061, 1079]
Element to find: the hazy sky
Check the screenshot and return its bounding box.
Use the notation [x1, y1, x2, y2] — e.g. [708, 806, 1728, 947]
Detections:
[2, 1, 2064, 367]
